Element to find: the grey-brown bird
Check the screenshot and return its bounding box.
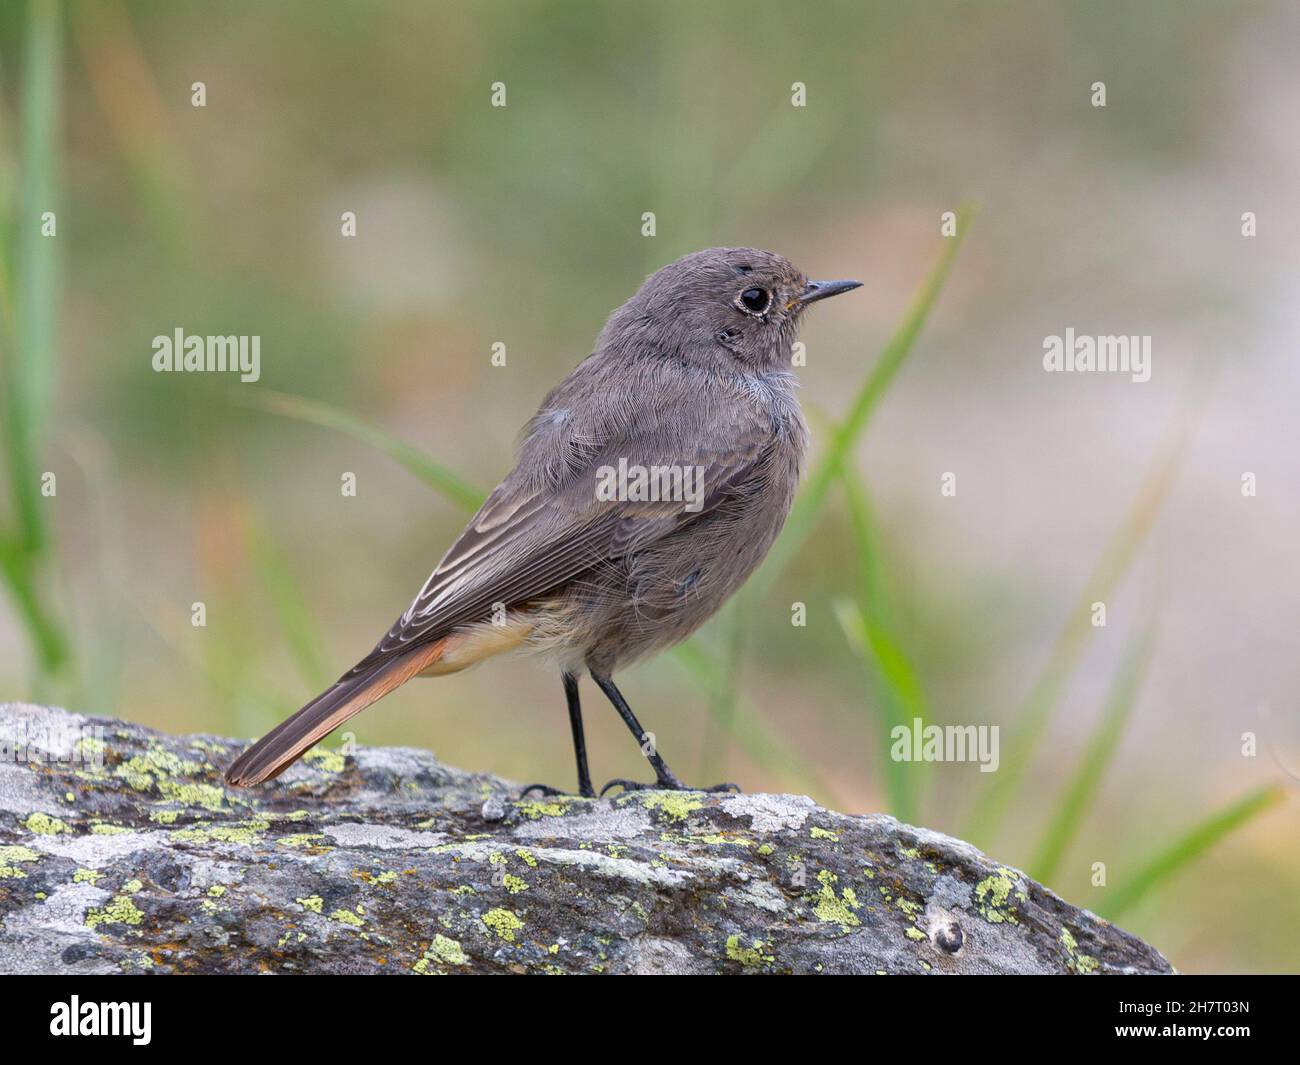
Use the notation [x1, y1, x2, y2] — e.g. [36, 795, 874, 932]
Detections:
[225, 248, 860, 796]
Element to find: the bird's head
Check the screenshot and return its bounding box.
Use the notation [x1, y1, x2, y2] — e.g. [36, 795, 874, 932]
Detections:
[599, 247, 861, 373]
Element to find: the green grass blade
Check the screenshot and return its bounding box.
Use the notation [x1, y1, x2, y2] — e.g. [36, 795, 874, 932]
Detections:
[962, 423, 1190, 845]
[834, 598, 913, 820]
[1029, 624, 1155, 885]
[0, 0, 69, 676]
[235, 388, 485, 513]
[755, 205, 974, 593]
[839, 464, 891, 620]
[669, 640, 843, 807]
[1099, 785, 1286, 921]
[834, 465, 928, 823]
[696, 598, 748, 781]
[0, 537, 67, 669]
[9, 0, 61, 550]
[249, 519, 333, 690]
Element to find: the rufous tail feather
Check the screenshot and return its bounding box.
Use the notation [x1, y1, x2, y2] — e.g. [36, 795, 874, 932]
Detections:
[224, 638, 448, 787]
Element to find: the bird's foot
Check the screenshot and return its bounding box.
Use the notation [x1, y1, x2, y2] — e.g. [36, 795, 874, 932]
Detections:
[519, 782, 596, 800]
[598, 778, 740, 797]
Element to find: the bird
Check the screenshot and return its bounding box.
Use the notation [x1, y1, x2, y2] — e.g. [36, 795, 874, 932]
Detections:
[225, 248, 861, 797]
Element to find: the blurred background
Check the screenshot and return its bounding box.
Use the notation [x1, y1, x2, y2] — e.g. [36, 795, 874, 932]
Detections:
[2, 0, 1297, 973]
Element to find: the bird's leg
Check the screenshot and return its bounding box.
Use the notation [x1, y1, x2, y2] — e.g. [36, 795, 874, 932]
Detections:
[590, 671, 739, 796]
[520, 672, 596, 799]
[563, 672, 596, 797]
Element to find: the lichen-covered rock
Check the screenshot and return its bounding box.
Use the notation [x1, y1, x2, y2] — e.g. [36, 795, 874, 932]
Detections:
[0, 702, 1171, 974]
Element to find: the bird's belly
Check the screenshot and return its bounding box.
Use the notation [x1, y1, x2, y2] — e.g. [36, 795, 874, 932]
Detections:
[556, 481, 798, 673]
[417, 615, 534, 676]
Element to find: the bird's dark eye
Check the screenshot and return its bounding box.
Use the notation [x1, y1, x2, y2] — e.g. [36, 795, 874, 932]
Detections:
[738, 287, 770, 314]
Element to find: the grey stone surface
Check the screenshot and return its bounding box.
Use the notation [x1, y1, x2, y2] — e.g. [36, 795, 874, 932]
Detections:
[0, 702, 1172, 974]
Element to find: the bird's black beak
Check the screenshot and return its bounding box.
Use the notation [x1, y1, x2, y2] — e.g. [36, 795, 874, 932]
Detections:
[798, 279, 863, 306]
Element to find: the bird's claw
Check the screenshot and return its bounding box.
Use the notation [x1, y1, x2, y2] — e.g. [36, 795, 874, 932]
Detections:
[519, 783, 564, 797]
[519, 783, 595, 800]
[598, 778, 741, 797]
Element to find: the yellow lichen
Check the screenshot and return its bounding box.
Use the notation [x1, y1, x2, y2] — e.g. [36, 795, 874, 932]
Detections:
[725, 934, 775, 966]
[24, 812, 69, 835]
[277, 833, 325, 849]
[412, 934, 469, 973]
[304, 747, 346, 774]
[975, 867, 1023, 924]
[0, 844, 42, 879]
[1060, 926, 1100, 974]
[86, 894, 144, 929]
[812, 869, 861, 929]
[156, 778, 226, 812]
[641, 792, 704, 822]
[482, 908, 524, 941]
[209, 822, 267, 845]
[114, 747, 204, 793]
[513, 798, 568, 819]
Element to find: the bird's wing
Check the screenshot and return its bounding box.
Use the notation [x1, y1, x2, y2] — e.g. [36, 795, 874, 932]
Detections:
[345, 404, 775, 676]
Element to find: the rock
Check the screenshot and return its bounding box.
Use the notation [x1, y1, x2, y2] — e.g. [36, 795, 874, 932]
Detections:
[0, 702, 1171, 974]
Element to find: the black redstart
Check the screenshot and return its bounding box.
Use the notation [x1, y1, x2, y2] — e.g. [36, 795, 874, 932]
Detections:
[226, 248, 860, 796]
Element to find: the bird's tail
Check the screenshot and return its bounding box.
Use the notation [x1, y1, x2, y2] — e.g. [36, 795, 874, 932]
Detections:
[224, 638, 448, 787]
